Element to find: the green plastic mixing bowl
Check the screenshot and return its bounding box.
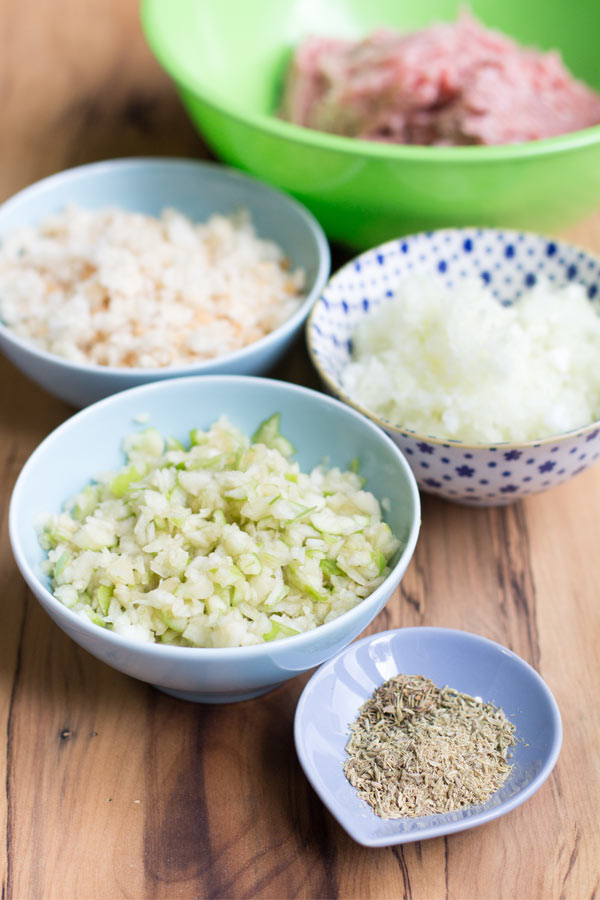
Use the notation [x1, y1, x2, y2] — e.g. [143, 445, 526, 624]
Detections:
[141, 0, 600, 248]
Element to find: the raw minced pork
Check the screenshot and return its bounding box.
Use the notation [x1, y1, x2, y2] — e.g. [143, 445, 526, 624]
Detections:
[39, 416, 400, 647]
[280, 13, 600, 146]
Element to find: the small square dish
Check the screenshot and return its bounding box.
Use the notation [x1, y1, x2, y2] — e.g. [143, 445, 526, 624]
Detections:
[294, 627, 562, 847]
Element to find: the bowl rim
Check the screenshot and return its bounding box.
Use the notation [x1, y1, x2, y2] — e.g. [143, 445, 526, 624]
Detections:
[9, 374, 421, 658]
[307, 225, 600, 451]
[141, 0, 600, 163]
[0, 156, 331, 378]
[294, 625, 563, 847]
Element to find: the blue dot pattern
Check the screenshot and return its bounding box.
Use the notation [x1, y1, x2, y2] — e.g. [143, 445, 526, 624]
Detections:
[308, 227, 600, 505]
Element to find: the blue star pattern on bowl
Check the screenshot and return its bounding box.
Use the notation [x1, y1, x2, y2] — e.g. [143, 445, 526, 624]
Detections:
[307, 228, 600, 506]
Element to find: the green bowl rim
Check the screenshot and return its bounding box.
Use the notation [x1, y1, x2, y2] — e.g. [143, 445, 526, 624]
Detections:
[141, 0, 600, 163]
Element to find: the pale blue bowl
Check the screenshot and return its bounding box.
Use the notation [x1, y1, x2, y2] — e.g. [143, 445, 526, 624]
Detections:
[308, 227, 600, 505]
[9, 376, 420, 703]
[294, 627, 562, 846]
[0, 158, 330, 408]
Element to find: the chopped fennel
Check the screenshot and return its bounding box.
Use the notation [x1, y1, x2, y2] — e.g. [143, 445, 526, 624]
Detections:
[39, 415, 400, 648]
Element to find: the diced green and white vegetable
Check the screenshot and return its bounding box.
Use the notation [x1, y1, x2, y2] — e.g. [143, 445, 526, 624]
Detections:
[39, 415, 400, 648]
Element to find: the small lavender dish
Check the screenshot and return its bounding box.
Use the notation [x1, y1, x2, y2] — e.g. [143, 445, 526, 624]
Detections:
[307, 228, 600, 505]
[294, 627, 562, 847]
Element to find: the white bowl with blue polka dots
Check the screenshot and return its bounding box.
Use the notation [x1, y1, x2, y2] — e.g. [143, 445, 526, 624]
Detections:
[307, 228, 600, 506]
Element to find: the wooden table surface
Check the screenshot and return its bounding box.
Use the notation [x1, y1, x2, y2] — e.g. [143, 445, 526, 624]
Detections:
[1, 2, 599, 898]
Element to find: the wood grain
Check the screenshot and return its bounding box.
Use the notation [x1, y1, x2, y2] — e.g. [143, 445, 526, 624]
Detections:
[1, 1, 600, 898]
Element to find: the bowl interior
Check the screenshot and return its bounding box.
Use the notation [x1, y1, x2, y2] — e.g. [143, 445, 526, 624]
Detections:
[309, 228, 600, 438]
[0, 158, 326, 298]
[11, 376, 419, 600]
[294, 627, 562, 846]
[143, 0, 600, 121]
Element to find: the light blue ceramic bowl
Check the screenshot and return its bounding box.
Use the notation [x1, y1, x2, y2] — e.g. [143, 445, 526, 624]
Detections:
[308, 227, 600, 505]
[9, 375, 420, 704]
[0, 158, 330, 408]
[294, 627, 562, 847]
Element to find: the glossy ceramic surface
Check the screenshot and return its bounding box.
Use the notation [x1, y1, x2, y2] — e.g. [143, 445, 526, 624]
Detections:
[142, 0, 600, 248]
[0, 158, 330, 407]
[294, 627, 562, 847]
[308, 227, 600, 505]
[9, 375, 420, 704]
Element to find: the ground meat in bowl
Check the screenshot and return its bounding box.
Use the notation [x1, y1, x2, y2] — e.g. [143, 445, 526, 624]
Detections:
[280, 13, 600, 146]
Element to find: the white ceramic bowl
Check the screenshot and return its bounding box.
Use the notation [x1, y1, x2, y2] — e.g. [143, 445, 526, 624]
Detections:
[9, 375, 420, 703]
[308, 227, 600, 505]
[0, 158, 330, 408]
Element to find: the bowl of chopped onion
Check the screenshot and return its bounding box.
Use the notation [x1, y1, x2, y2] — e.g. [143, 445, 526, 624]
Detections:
[0, 158, 330, 408]
[9, 375, 420, 703]
[308, 227, 600, 505]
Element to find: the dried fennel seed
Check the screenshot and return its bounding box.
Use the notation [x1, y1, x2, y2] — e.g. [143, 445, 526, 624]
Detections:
[343, 674, 516, 819]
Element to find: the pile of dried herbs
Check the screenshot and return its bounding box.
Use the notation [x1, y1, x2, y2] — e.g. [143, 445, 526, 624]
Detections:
[343, 674, 516, 819]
